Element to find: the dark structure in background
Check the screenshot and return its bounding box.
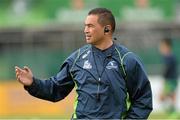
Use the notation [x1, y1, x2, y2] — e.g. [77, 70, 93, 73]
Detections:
[0, 0, 180, 80]
[0, 22, 180, 80]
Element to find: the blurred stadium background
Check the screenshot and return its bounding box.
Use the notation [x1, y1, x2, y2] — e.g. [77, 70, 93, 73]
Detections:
[0, 0, 180, 119]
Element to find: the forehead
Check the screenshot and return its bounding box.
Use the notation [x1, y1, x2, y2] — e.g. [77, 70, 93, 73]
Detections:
[160, 41, 168, 48]
[85, 15, 99, 24]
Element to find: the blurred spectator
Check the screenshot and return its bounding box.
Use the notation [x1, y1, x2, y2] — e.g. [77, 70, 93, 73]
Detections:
[159, 37, 178, 116]
[71, 0, 84, 10]
[135, 0, 149, 8]
[12, 0, 28, 17]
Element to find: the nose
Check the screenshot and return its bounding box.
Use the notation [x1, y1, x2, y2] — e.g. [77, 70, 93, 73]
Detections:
[84, 26, 89, 33]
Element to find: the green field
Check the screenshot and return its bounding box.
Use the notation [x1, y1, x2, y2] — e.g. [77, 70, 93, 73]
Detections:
[0, 112, 180, 119]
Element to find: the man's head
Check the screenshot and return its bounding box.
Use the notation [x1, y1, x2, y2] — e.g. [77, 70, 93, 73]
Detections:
[84, 8, 116, 46]
[88, 8, 116, 33]
[159, 37, 172, 55]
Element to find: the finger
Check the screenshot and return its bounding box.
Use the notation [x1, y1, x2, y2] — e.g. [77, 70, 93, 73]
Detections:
[15, 72, 18, 78]
[15, 68, 22, 76]
[15, 73, 21, 81]
[15, 66, 23, 82]
[15, 66, 24, 72]
[16, 73, 20, 81]
[15, 68, 20, 80]
[17, 76, 20, 80]
[15, 70, 22, 79]
[15, 68, 20, 74]
[23, 66, 30, 72]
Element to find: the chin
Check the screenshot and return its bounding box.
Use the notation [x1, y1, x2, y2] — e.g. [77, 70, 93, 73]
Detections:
[86, 39, 92, 44]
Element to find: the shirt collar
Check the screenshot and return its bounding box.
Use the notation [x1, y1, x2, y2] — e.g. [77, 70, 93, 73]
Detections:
[91, 43, 116, 57]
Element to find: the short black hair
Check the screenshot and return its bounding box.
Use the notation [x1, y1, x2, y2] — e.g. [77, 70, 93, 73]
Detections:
[162, 37, 172, 47]
[88, 8, 116, 33]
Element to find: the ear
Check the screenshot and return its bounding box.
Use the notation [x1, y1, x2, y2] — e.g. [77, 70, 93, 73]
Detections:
[104, 25, 112, 34]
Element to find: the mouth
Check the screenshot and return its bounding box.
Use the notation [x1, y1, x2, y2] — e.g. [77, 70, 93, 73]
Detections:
[85, 35, 91, 40]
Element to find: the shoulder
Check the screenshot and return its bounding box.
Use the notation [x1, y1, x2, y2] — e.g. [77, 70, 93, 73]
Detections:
[115, 43, 144, 71]
[65, 45, 91, 63]
[114, 43, 130, 55]
[168, 54, 178, 65]
[115, 43, 137, 62]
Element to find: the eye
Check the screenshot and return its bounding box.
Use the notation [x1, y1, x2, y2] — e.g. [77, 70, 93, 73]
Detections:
[85, 24, 94, 28]
[89, 24, 94, 27]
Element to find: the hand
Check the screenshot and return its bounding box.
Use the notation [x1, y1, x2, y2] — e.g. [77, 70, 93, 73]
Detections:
[15, 66, 33, 86]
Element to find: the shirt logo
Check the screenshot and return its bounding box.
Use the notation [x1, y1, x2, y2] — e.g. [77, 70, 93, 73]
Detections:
[106, 61, 118, 69]
[82, 50, 91, 59]
[83, 60, 92, 69]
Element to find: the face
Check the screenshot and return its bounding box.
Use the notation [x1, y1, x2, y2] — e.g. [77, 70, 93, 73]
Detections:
[159, 41, 169, 55]
[84, 15, 105, 45]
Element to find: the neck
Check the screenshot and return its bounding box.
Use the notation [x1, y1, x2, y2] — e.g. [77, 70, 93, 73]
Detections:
[94, 37, 113, 50]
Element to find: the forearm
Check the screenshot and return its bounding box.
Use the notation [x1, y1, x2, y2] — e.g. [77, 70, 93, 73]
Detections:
[24, 76, 75, 102]
[125, 81, 153, 119]
[24, 77, 63, 102]
[125, 99, 153, 119]
[125, 56, 153, 118]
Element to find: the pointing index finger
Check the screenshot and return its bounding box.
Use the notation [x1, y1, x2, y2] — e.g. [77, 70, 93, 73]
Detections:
[15, 66, 24, 72]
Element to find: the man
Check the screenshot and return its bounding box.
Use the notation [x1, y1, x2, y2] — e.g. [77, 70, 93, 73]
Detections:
[159, 38, 178, 114]
[15, 8, 153, 119]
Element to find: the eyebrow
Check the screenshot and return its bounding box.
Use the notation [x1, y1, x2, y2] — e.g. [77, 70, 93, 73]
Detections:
[84, 23, 94, 27]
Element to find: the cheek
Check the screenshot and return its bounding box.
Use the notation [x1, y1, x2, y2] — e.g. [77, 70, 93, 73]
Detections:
[93, 29, 103, 37]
